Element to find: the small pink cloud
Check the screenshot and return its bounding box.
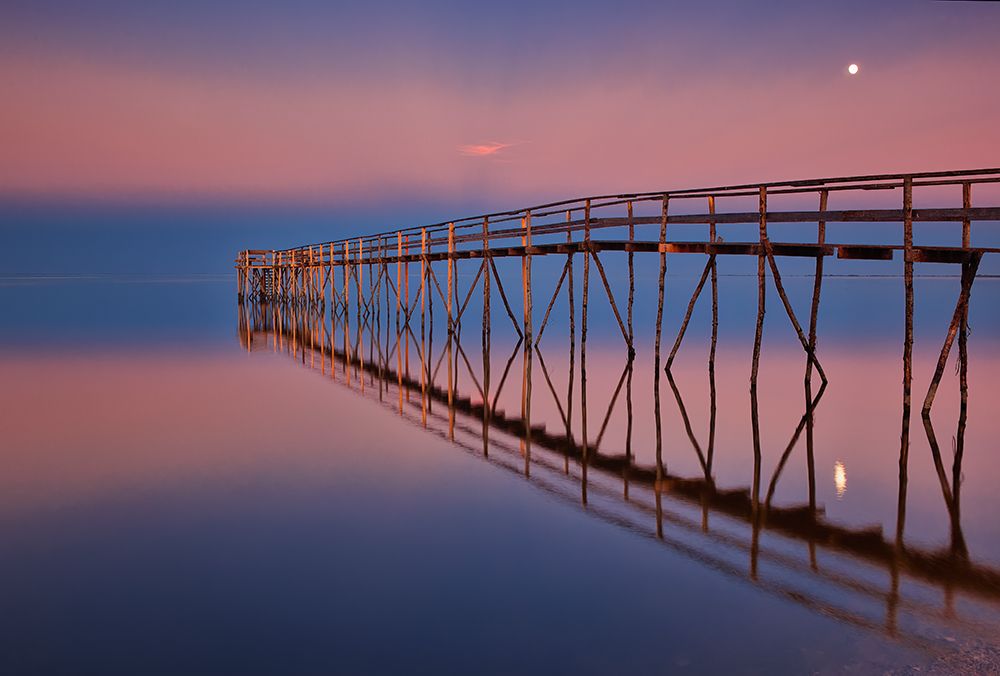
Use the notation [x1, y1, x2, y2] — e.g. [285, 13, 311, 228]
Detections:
[459, 141, 511, 157]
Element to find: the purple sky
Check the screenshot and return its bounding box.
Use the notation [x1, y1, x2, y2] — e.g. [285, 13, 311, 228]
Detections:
[2, 0, 998, 205]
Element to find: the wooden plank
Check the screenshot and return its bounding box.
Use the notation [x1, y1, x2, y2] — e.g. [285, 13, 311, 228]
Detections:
[909, 247, 978, 264]
[837, 245, 894, 261]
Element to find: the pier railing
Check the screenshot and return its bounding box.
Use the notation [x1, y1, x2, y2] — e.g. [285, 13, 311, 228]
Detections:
[238, 168, 1000, 283]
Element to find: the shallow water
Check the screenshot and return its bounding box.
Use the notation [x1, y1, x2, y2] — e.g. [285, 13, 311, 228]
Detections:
[1, 271, 998, 674]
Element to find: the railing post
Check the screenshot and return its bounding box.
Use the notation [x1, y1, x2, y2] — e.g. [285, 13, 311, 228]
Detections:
[962, 181, 971, 248]
[343, 241, 351, 319]
[396, 232, 403, 331]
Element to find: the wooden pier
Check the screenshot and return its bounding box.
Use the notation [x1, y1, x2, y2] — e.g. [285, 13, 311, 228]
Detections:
[236, 167, 999, 428]
[236, 168, 1000, 648]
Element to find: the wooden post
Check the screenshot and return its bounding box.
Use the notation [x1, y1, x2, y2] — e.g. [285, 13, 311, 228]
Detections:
[654, 195, 668, 490]
[404, 235, 410, 391]
[804, 190, 827, 512]
[482, 216, 491, 350]
[357, 238, 364, 332]
[581, 199, 591, 504]
[922, 253, 982, 414]
[751, 187, 767, 389]
[565, 210, 575, 467]
[343, 242, 351, 317]
[522, 211, 533, 344]
[482, 216, 491, 456]
[627, 200, 635, 351]
[708, 195, 718, 477]
[962, 182, 971, 248]
[897, 176, 914, 546]
[447, 222, 455, 334]
[625, 200, 635, 482]
[420, 228, 428, 424]
[396, 232, 403, 331]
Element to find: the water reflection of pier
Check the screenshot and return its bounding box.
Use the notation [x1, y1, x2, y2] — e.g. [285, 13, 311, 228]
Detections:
[238, 296, 1000, 651]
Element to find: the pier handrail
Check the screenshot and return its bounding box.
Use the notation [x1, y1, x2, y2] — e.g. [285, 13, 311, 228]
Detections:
[241, 168, 1000, 259]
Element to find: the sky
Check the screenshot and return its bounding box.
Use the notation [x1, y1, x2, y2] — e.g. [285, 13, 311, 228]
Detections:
[1, 0, 998, 271]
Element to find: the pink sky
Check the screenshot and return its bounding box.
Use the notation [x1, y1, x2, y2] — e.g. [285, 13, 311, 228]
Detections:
[1, 2, 998, 205]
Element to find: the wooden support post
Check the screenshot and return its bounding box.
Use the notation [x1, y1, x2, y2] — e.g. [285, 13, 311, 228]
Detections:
[962, 182, 971, 248]
[447, 222, 455, 334]
[331, 246, 339, 366]
[750, 186, 766, 519]
[654, 196, 668, 493]
[420, 228, 428, 425]
[581, 199, 591, 505]
[482, 217, 491, 455]
[482, 217, 490, 353]
[343, 243, 350, 316]
[357, 238, 364, 332]
[708, 194, 719, 476]
[624, 200, 635, 491]
[627, 200, 635, 352]
[751, 187, 767, 389]
[921, 253, 982, 414]
[396, 232, 403, 331]
[404, 235, 410, 389]
[565, 211, 575, 468]
[522, 211, 533, 345]
[897, 177, 914, 546]
[805, 189, 827, 513]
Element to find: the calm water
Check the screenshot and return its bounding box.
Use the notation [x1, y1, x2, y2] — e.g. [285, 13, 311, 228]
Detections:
[1, 268, 999, 674]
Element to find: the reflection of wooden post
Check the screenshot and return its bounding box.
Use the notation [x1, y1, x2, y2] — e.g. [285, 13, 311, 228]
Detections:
[955, 303, 969, 537]
[522, 339, 532, 477]
[447, 330, 455, 440]
[897, 176, 914, 546]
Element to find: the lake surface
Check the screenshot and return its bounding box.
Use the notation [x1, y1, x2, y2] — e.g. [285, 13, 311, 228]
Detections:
[1, 268, 999, 674]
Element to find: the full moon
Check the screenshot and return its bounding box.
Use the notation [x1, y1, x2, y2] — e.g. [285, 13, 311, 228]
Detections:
[848, 63, 859, 75]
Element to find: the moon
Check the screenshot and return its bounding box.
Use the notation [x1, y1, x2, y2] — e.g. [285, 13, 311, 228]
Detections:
[848, 63, 859, 75]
